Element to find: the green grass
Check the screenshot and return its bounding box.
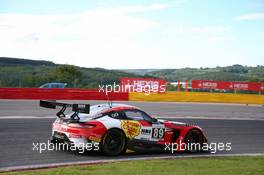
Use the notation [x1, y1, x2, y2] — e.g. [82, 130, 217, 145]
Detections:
[3, 156, 264, 175]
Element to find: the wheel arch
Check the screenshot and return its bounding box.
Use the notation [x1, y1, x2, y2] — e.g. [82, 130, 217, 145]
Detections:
[100, 127, 128, 155]
[184, 127, 208, 143]
[101, 127, 128, 145]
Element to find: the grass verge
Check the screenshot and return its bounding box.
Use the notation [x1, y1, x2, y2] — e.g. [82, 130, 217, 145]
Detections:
[2, 156, 264, 175]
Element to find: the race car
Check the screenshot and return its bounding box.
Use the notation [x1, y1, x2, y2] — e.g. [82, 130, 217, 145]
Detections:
[40, 100, 208, 155]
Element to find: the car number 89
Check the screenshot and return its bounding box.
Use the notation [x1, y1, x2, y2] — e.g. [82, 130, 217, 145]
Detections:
[152, 128, 165, 139]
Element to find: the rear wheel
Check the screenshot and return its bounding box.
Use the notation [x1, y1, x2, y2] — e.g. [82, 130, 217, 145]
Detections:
[50, 136, 62, 145]
[101, 129, 126, 156]
[184, 129, 204, 152]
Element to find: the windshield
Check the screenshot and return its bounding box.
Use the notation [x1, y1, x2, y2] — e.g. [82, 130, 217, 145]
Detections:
[66, 104, 108, 121]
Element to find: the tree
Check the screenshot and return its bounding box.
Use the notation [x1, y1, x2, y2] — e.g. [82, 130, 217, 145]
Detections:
[50, 65, 82, 87]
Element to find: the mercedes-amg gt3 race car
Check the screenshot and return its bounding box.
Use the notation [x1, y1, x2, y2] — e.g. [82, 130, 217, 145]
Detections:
[40, 100, 208, 155]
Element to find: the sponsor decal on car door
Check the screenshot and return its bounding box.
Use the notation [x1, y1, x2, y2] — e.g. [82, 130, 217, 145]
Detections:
[136, 123, 165, 141]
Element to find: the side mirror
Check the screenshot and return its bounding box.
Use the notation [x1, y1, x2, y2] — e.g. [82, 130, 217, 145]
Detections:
[151, 118, 158, 123]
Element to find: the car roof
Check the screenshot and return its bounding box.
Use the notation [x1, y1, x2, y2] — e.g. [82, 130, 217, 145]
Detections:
[39, 82, 67, 88]
[76, 103, 142, 121]
[90, 103, 138, 114]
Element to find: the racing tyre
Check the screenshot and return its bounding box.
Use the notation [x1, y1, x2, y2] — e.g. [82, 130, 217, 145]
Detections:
[184, 129, 204, 152]
[50, 136, 59, 144]
[101, 129, 126, 156]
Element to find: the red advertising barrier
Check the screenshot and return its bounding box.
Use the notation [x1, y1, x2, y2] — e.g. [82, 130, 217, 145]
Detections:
[120, 77, 167, 93]
[0, 88, 129, 101]
[192, 80, 264, 92]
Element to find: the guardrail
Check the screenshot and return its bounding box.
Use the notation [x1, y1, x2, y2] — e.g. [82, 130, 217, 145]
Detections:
[0, 88, 129, 101]
[1, 88, 263, 104]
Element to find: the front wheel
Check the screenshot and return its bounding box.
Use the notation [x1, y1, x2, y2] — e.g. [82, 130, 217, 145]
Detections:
[184, 129, 204, 152]
[101, 129, 126, 156]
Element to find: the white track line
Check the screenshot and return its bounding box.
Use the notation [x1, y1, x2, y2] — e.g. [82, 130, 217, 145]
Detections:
[0, 116, 54, 119]
[1, 115, 264, 121]
[155, 116, 264, 121]
[0, 153, 264, 173]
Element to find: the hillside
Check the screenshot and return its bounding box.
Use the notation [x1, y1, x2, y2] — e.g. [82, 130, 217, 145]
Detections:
[0, 57, 152, 88]
[0, 57, 55, 66]
[1, 57, 263, 88]
[120, 65, 264, 82]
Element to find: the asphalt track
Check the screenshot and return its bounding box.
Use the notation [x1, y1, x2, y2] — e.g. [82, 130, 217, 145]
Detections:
[0, 100, 264, 171]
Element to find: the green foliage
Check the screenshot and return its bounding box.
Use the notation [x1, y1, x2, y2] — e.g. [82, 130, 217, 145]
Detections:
[166, 83, 176, 91]
[144, 65, 264, 82]
[222, 64, 249, 74]
[0, 64, 54, 87]
[2, 156, 264, 175]
[22, 75, 50, 87]
[0, 58, 150, 88]
[0, 58, 263, 88]
[0, 57, 55, 66]
[49, 65, 82, 87]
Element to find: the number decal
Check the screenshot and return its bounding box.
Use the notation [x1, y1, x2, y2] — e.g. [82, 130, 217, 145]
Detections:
[152, 128, 165, 139]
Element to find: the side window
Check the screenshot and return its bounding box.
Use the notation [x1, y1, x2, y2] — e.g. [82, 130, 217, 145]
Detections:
[53, 84, 61, 88]
[140, 110, 154, 122]
[107, 111, 125, 119]
[124, 110, 145, 121]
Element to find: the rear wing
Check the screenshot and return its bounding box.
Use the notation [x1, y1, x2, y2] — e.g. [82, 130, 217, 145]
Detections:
[40, 100, 90, 120]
